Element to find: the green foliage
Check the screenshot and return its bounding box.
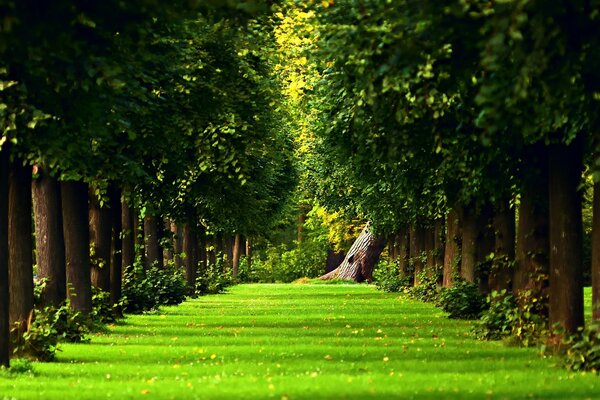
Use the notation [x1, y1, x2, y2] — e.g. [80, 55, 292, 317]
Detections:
[373, 259, 411, 293]
[407, 273, 439, 303]
[122, 265, 187, 313]
[437, 279, 486, 320]
[91, 287, 116, 324]
[0, 359, 35, 377]
[195, 258, 234, 295]
[562, 322, 600, 373]
[474, 290, 518, 340]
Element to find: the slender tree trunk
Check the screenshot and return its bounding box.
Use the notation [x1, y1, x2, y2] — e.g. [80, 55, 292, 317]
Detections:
[410, 224, 426, 285]
[61, 180, 92, 313]
[397, 228, 409, 277]
[593, 180, 600, 321]
[424, 226, 436, 274]
[443, 207, 461, 288]
[232, 234, 241, 279]
[298, 210, 307, 243]
[32, 166, 66, 307]
[8, 157, 34, 331]
[173, 222, 183, 269]
[0, 145, 10, 367]
[514, 144, 549, 293]
[108, 185, 122, 316]
[225, 235, 234, 268]
[321, 225, 386, 282]
[89, 189, 111, 291]
[216, 233, 224, 270]
[461, 206, 478, 283]
[133, 208, 144, 265]
[121, 199, 135, 275]
[477, 205, 495, 294]
[489, 198, 515, 292]
[434, 219, 445, 268]
[183, 223, 197, 293]
[144, 214, 162, 269]
[198, 225, 207, 274]
[245, 238, 252, 273]
[548, 140, 584, 334]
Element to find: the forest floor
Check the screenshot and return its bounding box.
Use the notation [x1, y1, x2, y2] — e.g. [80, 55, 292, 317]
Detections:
[0, 284, 598, 399]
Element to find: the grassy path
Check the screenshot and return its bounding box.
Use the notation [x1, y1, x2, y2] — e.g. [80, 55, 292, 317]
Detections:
[1, 284, 598, 399]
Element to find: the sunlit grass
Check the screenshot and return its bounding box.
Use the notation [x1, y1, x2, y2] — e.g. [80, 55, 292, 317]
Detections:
[1, 284, 598, 399]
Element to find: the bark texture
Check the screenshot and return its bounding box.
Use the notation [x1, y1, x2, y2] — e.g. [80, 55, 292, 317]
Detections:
[396, 228, 409, 277]
[460, 206, 478, 283]
[8, 158, 34, 329]
[489, 199, 515, 292]
[0, 145, 10, 367]
[232, 234, 241, 279]
[61, 180, 92, 313]
[443, 207, 461, 288]
[89, 190, 111, 291]
[32, 166, 66, 307]
[320, 225, 386, 282]
[548, 141, 584, 334]
[593, 181, 600, 321]
[121, 199, 135, 275]
[144, 215, 162, 269]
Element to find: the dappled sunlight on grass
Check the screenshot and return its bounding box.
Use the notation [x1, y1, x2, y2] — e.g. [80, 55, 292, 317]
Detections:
[1, 284, 597, 399]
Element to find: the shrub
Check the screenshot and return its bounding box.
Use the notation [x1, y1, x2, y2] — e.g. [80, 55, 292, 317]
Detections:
[562, 322, 600, 373]
[374, 259, 411, 293]
[0, 359, 35, 376]
[196, 257, 234, 295]
[407, 272, 439, 303]
[122, 265, 187, 313]
[91, 287, 116, 324]
[474, 290, 517, 340]
[437, 279, 487, 319]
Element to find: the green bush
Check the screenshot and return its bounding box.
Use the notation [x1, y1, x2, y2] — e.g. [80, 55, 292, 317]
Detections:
[562, 322, 600, 373]
[122, 265, 187, 313]
[437, 279, 486, 319]
[196, 257, 234, 295]
[474, 290, 517, 340]
[407, 272, 439, 303]
[374, 259, 411, 292]
[91, 287, 116, 324]
[0, 359, 35, 376]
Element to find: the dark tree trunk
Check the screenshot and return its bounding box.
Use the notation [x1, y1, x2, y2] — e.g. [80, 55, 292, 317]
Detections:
[8, 157, 34, 330]
[548, 141, 584, 334]
[89, 189, 111, 291]
[320, 225, 386, 282]
[388, 235, 396, 260]
[396, 228, 409, 277]
[32, 166, 66, 307]
[163, 219, 173, 266]
[424, 226, 436, 273]
[216, 233, 224, 270]
[61, 180, 92, 313]
[489, 198, 515, 292]
[183, 223, 197, 293]
[198, 225, 207, 274]
[410, 224, 426, 285]
[108, 186, 122, 316]
[208, 235, 217, 267]
[144, 214, 162, 269]
[443, 207, 461, 288]
[434, 219, 445, 268]
[593, 180, 600, 321]
[173, 222, 183, 269]
[0, 145, 10, 367]
[461, 206, 478, 283]
[133, 208, 144, 263]
[121, 199, 135, 275]
[514, 143, 549, 293]
[232, 234, 241, 279]
[245, 238, 252, 273]
[477, 205, 495, 294]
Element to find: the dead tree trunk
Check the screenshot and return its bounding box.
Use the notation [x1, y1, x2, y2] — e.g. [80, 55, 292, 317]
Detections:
[320, 225, 386, 282]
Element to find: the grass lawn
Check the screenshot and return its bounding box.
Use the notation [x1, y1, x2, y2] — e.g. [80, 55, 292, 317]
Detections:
[1, 284, 598, 399]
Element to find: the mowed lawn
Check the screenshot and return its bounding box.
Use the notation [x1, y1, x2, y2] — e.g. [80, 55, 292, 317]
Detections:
[1, 284, 598, 399]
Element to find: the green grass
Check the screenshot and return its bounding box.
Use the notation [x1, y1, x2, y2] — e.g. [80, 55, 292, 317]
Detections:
[1, 284, 598, 399]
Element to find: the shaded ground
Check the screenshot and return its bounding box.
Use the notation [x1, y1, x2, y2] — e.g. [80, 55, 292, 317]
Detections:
[1, 284, 598, 399]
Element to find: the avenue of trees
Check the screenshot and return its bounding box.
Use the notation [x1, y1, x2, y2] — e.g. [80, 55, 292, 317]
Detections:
[0, 1, 294, 367]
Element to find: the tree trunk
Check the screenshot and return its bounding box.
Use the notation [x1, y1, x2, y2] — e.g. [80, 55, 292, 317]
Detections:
[320, 225, 386, 282]
[326, 250, 346, 274]
[208, 235, 217, 267]
[163, 219, 173, 267]
[198, 225, 207, 274]
[121, 199, 135, 275]
[477, 205, 495, 294]
[216, 233, 224, 270]
[8, 157, 34, 331]
[32, 166, 66, 307]
[61, 180, 92, 313]
[108, 186, 122, 316]
[89, 189, 111, 291]
[461, 206, 478, 283]
[548, 140, 584, 334]
[144, 214, 162, 269]
[593, 180, 600, 321]
[388, 235, 396, 260]
[514, 143, 549, 293]
[434, 219, 445, 268]
[424, 227, 435, 273]
[443, 207, 461, 288]
[397, 228, 409, 277]
[173, 222, 183, 269]
[183, 223, 197, 293]
[245, 238, 252, 273]
[410, 224, 426, 285]
[489, 198, 515, 292]
[0, 144, 10, 368]
[232, 234, 241, 279]
[133, 208, 144, 264]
